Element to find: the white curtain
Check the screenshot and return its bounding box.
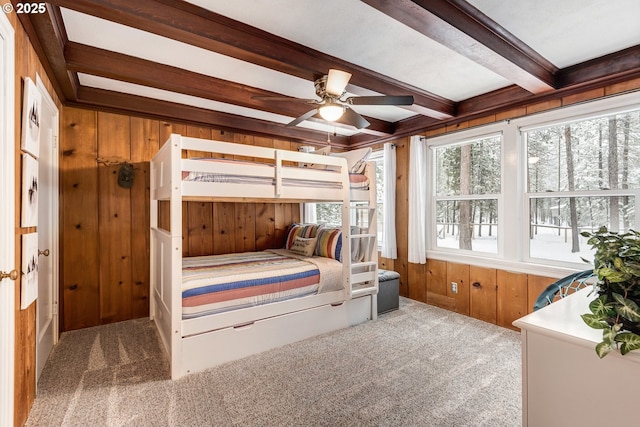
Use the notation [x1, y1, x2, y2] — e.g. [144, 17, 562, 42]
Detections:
[408, 135, 428, 264]
[303, 203, 317, 224]
[381, 143, 397, 259]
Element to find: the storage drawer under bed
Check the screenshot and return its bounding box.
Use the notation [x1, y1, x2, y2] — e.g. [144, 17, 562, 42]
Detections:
[179, 295, 372, 377]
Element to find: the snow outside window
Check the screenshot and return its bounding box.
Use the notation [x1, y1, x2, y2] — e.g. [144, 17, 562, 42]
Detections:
[433, 135, 502, 255]
[524, 109, 640, 266]
[426, 91, 640, 275]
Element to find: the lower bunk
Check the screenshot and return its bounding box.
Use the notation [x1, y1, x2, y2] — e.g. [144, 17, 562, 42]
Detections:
[162, 293, 372, 378]
[150, 227, 375, 379]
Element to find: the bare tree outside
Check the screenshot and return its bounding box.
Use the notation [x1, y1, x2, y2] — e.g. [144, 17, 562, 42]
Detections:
[433, 107, 639, 265]
[525, 110, 639, 263]
[435, 136, 500, 253]
[564, 125, 580, 253]
[609, 117, 619, 231]
[459, 144, 472, 250]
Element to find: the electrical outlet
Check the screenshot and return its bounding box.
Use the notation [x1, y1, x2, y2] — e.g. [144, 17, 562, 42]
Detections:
[451, 281, 458, 293]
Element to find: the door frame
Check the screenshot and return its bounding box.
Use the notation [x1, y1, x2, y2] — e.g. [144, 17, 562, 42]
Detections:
[0, 10, 16, 427]
[35, 74, 59, 380]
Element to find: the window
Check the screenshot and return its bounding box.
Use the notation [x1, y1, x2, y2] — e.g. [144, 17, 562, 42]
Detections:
[433, 135, 501, 254]
[524, 109, 640, 265]
[314, 202, 341, 226]
[427, 91, 640, 275]
[315, 150, 385, 248]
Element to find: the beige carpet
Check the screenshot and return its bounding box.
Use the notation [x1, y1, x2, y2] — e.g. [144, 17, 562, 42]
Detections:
[26, 298, 522, 426]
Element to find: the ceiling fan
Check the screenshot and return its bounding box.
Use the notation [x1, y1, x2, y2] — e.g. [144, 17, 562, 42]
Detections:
[255, 69, 414, 129]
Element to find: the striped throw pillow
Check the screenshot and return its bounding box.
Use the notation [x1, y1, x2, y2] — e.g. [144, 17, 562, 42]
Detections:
[285, 223, 320, 250]
[315, 227, 342, 261]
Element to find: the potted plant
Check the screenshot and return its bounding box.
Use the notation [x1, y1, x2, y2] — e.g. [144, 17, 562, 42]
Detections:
[580, 226, 640, 358]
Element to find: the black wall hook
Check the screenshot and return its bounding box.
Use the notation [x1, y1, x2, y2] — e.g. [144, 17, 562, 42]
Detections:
[117, 162, 134, 188]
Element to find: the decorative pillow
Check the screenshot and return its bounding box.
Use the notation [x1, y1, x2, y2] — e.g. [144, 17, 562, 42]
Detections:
[330, 147, 372, 174]
[315, 227, 343, 261]
[284, 223, 320, 250]
[289, 236, 317, 257]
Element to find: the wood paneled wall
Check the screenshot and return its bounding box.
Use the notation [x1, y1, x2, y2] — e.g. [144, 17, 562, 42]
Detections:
[60, 108, 303, 332]
[9, 12, 63, 427]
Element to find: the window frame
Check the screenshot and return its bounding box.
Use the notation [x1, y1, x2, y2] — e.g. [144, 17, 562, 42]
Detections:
[425, 90, 640, 277]
[520, 102, 640, 268]
[427, 124, 506, 260]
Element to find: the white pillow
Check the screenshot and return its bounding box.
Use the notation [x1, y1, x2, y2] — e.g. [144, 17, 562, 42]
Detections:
[289, 236, 317, 257]
[330, 147, 372, 174]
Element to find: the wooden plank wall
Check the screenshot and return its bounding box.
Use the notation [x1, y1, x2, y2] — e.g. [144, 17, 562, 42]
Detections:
[9, 12, 64, 426]
[60, 108, 302, 332]
[59, 78, 640, 335]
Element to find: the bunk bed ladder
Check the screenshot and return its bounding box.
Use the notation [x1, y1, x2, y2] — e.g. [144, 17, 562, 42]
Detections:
[344, 192, 378, 305]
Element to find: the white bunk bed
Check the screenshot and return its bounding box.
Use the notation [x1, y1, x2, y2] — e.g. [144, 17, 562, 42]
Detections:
[150, 134, 378, 379]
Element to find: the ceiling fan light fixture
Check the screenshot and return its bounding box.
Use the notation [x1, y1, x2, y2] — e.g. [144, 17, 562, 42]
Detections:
[318, 103, 344, 122]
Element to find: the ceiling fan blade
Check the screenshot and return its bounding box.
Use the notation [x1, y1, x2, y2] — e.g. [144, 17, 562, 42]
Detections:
[286, 109, 319, 127]
[252, 95, 318, 103]
[325, 69, 352, 97]
[342, 107, 370, 129]
[348, 95, 414, 106]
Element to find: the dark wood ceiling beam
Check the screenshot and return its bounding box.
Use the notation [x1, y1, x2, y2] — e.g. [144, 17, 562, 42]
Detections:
[74, 86, 352, 147]
[48, 0, 455, 119]
[457, 46, 640, 117]
[64, 42, 394, 136]
[362, 0, 557, 94]
[349, 115, 441, 147]
[10, 2, 78, 101]
[557, 45, 640, 88]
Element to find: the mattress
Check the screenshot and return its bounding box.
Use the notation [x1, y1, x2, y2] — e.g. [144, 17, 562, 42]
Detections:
[182, 158, 369, 190]
[182, 249, 343, 319]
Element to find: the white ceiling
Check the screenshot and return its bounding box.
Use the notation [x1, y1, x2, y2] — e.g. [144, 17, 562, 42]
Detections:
[56, 0, 640, 139]
[466, 0, 640, 68]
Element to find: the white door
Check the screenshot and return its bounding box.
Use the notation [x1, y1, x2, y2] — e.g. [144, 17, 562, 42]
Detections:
[0, 10, 16, 427]
[35, 76, 59, 382]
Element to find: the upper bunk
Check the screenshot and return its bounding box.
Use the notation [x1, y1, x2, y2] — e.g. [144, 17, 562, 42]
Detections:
[150, 134, 375, 204]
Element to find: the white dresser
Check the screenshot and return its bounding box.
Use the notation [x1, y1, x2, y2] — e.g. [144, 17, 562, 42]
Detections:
[513, 287, 640, 427]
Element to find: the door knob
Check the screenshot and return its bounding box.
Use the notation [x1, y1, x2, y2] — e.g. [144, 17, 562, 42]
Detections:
[0, 270, 18, 281]
[39, 249, 50, 256]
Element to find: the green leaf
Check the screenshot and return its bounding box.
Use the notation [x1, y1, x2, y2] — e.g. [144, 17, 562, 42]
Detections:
[612, 293, 640, 322]
[613, 257, 625, 270]
[603, 327, 616, 343]
[599, 268, 630, 283]
[588, 296, 615, 318]
[587, 236, 599, 246]
[581, 313, 608, 329]
[615, 332, 640, 355]
[595, 341, 613, 358]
